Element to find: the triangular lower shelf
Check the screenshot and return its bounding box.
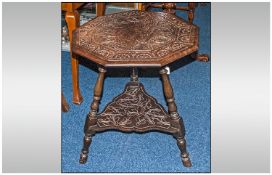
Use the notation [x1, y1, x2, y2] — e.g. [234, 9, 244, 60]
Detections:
[96, 82, 174, 132]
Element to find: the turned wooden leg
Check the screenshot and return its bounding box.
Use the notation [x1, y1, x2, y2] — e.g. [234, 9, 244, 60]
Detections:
[96, 3, 106, 16]
[162, 3, 176, 14]
[160, 68, 192, 167]
[138, 3, 152, 11]
[160, 68, 177, 114]
[79, 67, 106, 164]
[130, 67, 138, 82]
[65, 10, 83, 105]
[61, 92, 70, 112]
[138, 3, 144, 11]
[188, 2, 196, 24]
[89, 67, 107, 116]
[191, 51, 209, 62]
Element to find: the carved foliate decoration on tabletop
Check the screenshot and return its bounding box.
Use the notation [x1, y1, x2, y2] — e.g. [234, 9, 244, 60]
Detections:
[73, 10, 199, 67]
[97, 82, 172, 131]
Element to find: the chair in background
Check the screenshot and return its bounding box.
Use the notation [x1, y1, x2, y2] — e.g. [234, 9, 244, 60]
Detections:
[61, 3, 106, 105]
[138, 2, 209, 62]
[138, 2, 197, 24]
[62, 92, 70, 112]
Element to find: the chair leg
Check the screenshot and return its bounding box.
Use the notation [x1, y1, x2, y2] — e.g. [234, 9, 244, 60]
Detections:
[191, 51, 209, 62]
[65, 10, 83, 105]
[79, 67, 106, 164]
[96, 3, 106, 16]
[160, 68, 192, 167]
[61, 92, 70, 112]
[138, 3, 144, 11]
[188, 3, 196, 24]
[188, 2, 209, 63]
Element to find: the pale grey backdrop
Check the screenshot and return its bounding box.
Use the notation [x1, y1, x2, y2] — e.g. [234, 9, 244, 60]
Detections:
[211, 2, 270, 173]
[2, 2, 270, 173]
[2, 3, 61, 173]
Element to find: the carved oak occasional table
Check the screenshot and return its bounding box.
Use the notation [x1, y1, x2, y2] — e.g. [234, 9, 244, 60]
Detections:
[72, 10, 208, 168]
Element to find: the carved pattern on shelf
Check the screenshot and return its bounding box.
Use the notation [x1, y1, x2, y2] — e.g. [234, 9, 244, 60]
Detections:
[73, 10, 198, 64]
[97, 82, 172, 130]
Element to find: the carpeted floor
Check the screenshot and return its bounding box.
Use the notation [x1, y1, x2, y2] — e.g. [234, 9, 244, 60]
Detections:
[61, 3, 210, 173]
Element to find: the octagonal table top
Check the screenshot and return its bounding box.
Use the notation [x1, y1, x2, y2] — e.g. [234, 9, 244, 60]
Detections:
[72, 10, 199, 67]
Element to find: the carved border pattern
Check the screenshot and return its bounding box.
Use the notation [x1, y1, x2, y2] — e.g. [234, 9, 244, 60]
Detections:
[76, 10, 197, 62]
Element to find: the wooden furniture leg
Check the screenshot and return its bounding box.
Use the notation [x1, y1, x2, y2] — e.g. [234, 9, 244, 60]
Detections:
[96, 3, 106, 16]
[65, 10, 83, 105]
[138, 3, 144, 11]
[160, 68, 192, 167]
[191, 51, 209, 62]
[61, 92, 70, 112]
[162, 3, 176, 14]
[79, 67, 106, 164]
[188, 2, 196, 24]
[188, 2, 209, 62]
[138, 3, 151, 11]
[130, 67, 138, 82]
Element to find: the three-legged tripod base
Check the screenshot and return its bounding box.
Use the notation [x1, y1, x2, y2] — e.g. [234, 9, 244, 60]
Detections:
[79, 75, 192, 167]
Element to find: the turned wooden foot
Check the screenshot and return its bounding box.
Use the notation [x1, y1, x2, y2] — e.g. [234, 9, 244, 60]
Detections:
[172, 117, 192, 167]
[191, 52, 209, 62]
[79, 153, 88, 164]
[177, 138, 192, 167]
[195, 54, 209, 62]
[79, 134, 92, 164]
[73, 90, 83, 105]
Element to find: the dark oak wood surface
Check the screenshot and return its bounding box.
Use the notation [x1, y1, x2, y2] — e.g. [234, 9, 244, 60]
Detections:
[79, 67, 192, 167]
[71, 5, 210, 168]
[72, 10, 199, 67]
